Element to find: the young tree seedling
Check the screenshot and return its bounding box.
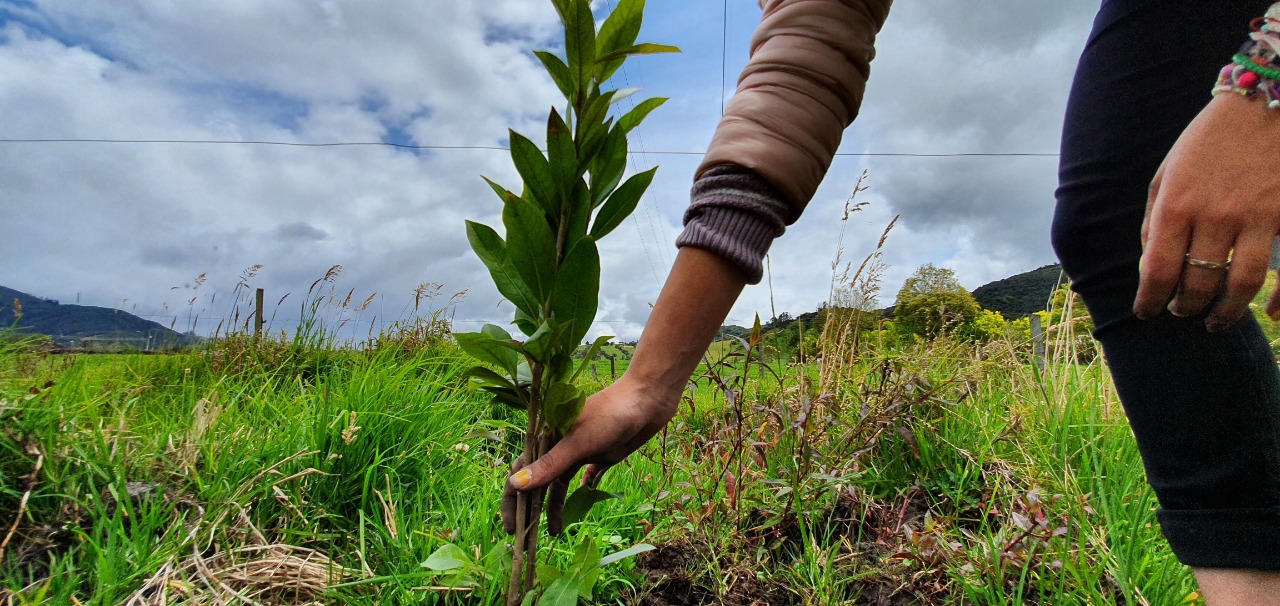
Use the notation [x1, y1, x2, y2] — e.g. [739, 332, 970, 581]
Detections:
[452, 0, 676, 602]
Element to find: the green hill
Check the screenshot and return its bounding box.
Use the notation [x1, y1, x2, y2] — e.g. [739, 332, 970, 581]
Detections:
[0, 285, 190, 349]
[971, 264, 1066, 318]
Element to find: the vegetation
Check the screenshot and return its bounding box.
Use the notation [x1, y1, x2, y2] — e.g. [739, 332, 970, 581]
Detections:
[0, 285, 189, 350]
[971, 265, 1064, 318]
[10, 1, 1280, 602]
[891, 264, 983, 340]
[451, 0, 678, 603]
[4, 186, 1250, 605]
[0, 275, 1213, 604]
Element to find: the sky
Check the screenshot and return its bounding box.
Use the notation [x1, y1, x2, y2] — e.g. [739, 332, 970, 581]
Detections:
[0, 1, 1101, 342]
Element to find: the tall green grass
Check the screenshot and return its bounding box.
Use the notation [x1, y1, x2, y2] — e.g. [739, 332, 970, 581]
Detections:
[1, 297, 1200, 604]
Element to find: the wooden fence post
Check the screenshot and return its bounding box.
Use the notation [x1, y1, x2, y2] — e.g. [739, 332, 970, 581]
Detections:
[1031, 314, 1046, 371]
[255, 288, 264, 340]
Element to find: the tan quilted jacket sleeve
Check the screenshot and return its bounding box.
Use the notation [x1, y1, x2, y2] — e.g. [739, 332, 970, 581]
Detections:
[698, 0, 892, 222]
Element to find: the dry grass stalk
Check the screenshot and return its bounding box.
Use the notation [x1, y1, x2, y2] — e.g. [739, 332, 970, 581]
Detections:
[125, 451, 356, 606]
[376, 475, 398, 540]
[0, 439, 43, 563]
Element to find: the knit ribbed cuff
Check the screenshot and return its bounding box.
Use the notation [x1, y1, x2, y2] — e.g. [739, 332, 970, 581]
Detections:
[675, 165, 789, 284]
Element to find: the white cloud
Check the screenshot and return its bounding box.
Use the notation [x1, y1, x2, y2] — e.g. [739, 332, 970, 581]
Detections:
[0, 1, 1100, 342]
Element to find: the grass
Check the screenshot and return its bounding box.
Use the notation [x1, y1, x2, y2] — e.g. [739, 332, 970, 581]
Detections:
[0, 309, 1201, 604]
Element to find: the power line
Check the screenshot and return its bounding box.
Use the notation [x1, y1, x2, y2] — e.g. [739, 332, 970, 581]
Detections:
[0, 138, 1060, 157]
[721, 0, 729, 116]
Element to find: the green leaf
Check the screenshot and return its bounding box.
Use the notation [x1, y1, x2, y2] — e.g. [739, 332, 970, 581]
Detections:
[465, 221, 539, 318]
[503, 197, 557, 304]
[516, 359, 533, 385]
[563, 487, 619, 527]
[482, 385, 527, 411]
[576, 116, 611, 174]
[599, 543, 656, 567]
[454, 332, 520, 375]
[482, 543, 512, 578]
[422, 544, 472, 571]
[608, 87, 640, 105]
[578, 89, 613, 155]
[589, 128, 628, 208]
[548, 352, 574, 384]
[590, 166, 656, 239]
[547, 108, 578, 196]
[514, 307, 540, 337]
[481, 176, 519, 204]
[570, 335, 614, 382]
[535, 50, 576, 101]
[562, 176, 593, 249]
[596, 42, 680, 65]
[520, 589, 538, 606]
[562, 0, 597, 94]
[540, 574, 582, 606]
[536, 563, 564, 588]
[617, 97, 667, 133]
[524, 320, 565, 363]
[461, 366, 516, 389]
[595, 0, 644, 81]
[482, 323, 513, 342]
[551, 238, 600, 349]
[549, 0, 571, 19]
[571, 535, 602, 569]
[542, 382, 584, 434]
[579, 567, 601, 600]
[509, 130, 560, 217]
[570, 537, 602, 599]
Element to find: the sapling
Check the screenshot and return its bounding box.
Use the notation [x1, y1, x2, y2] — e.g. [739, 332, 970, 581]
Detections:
[452, 0, 676, 602]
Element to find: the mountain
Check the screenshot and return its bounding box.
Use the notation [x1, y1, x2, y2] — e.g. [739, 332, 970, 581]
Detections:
[971, 264, 1066, 318]
[0, 285, 191, 349]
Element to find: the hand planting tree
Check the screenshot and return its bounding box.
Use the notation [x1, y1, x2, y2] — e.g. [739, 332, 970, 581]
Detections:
[451, 0, 676, 602]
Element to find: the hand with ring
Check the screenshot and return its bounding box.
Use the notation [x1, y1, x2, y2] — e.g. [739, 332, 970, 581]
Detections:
[1134, 93, 1280, 331]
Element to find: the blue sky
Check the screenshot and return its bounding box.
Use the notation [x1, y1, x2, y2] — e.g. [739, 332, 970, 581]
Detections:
[0, 1, 1099, 340]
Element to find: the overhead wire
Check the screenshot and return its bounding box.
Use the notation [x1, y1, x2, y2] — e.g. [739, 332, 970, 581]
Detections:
[0, 139, 1060, 157]
[600, 0, 674, 282]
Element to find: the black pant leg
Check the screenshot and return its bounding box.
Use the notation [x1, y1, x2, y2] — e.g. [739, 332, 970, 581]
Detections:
[1052, 0, 1280, 569]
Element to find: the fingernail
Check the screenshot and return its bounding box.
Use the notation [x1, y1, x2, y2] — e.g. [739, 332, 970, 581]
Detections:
[510, 469, 532, 489]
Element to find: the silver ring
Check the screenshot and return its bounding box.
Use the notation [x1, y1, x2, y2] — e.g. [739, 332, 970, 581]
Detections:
[1185, 254, 1230, 270]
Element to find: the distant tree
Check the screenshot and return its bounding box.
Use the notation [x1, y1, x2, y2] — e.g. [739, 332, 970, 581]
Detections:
[970, 309, 1009, 342]
[893, 264, 982, 338]
[1042, 284, 1097, 360]
[1252, 271, 1280, 352]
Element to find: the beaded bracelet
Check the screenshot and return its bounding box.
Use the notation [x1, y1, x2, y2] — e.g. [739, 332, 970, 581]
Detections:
[1211, 4, 1280, 110]
[1212, 63, 1280, 109]
[1234, 53, 1280, 81]
[1245, 4, 1280, 67]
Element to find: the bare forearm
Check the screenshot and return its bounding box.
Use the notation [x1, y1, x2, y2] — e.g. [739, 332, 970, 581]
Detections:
[624, 247, 747, 406]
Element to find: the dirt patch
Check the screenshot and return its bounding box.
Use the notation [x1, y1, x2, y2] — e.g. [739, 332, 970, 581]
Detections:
[631, 489, 959, 605]
[630, 541, 793, 605]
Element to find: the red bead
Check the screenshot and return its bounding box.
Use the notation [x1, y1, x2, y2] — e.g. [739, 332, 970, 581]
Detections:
[1240, 71, 1261, 88]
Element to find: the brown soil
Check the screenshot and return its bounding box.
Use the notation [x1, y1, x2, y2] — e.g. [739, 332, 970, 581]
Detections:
[630, 489, 954, 605]
[631, 541, 793, 605]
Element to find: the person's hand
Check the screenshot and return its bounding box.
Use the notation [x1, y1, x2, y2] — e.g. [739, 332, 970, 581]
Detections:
[501, 374, 679, 535]
[1135, 93, 1280, 331]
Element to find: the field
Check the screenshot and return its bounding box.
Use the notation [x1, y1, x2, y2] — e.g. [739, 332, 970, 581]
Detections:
[0, 318, 1199, 605]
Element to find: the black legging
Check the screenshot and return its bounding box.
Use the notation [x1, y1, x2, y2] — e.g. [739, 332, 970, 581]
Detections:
[1052, 0, 1280, 568]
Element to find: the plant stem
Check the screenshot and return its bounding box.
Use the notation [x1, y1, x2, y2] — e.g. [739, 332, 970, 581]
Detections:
[508, 365, 545, 602]
[524, 432, 549, 591]
[507, 488, 528, 606]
